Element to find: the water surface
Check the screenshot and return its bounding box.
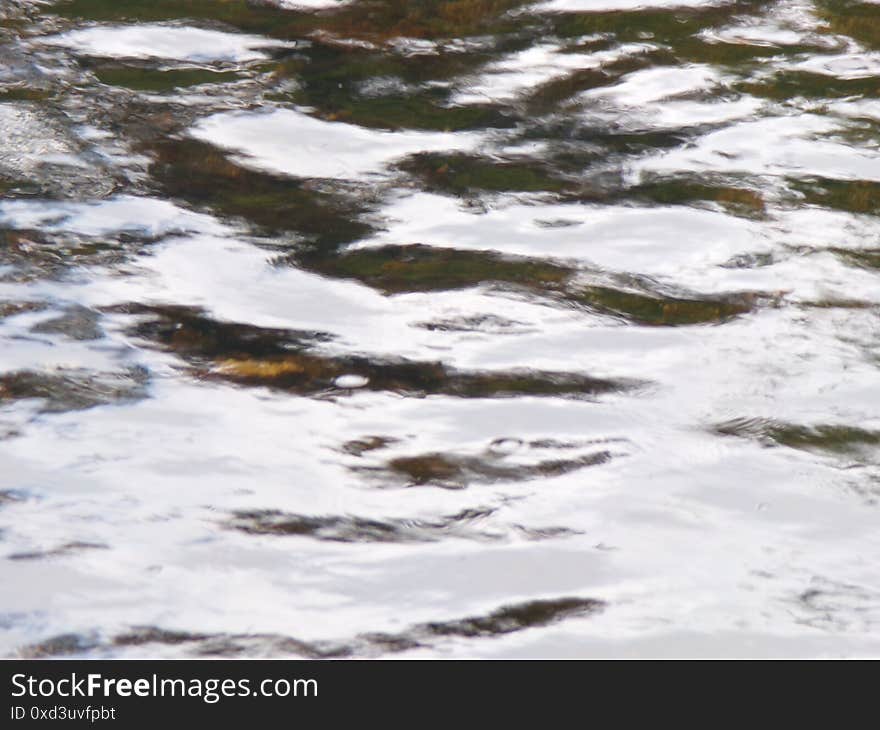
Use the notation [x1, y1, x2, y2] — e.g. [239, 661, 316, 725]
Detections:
[2, 0, 880, 657]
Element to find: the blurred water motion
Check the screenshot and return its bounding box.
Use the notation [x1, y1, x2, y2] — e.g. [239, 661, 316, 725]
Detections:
[2, 0, 880, 658]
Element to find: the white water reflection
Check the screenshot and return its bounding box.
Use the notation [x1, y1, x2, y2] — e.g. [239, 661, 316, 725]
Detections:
[635, 114, 880, 181]
[42, 23, 295, 63]
[0, 196, 226, 237]
[192, 108, 483, 179]
[794, 52, 880, 79]
[452, 42, 653, 105]
[360, 192, 763, 283]
[579, 64, 763, 130]
[532, 0, 733, 11]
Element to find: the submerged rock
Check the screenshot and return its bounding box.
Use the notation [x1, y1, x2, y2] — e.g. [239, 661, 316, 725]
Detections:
[0, 102, 117, 198]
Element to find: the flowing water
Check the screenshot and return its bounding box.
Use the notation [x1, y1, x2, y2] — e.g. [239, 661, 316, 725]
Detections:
[1, 0, 880, 658]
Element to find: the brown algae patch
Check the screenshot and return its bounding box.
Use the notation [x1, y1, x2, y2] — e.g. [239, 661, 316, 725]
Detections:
[377, 448, 613, 489]
[224, 507, 505, 543]
[301, 243, 571, 294]
[22, 595, 603, 657]
[571, 285, 760, 327]
[214, 358, 308, 379]
[8, 542, 109, 561]
[792, 177, 880, 216]
[298, 244, 767, 327]
[119, 305, 640, 399]
[206, 353, 635, 400]
[148, 139, 375, 245]
[714, 417, 880, 458]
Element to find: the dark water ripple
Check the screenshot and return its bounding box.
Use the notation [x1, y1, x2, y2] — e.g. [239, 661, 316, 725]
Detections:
[2, 0, 880, 657]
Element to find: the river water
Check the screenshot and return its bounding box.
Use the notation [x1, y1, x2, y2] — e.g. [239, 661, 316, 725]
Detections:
[1, 0, 879, 658]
